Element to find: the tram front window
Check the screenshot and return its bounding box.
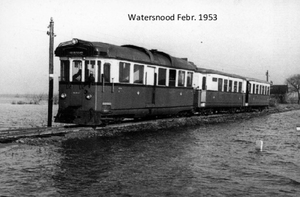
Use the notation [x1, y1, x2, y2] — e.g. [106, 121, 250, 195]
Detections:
[60, 60, 70, 81]
[72, 60, 82, 82]
[85, 60, 96, 83]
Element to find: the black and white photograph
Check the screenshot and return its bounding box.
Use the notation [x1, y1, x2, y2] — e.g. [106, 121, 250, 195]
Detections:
[1, 0, 300, 196]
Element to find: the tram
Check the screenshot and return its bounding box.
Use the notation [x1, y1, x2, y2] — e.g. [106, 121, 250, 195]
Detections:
[54, 38, 270, 125]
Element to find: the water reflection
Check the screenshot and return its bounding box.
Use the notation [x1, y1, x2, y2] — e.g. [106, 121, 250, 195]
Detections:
[53, 129, 199, 196]
[1, 110, 300, 196]
[0, 144, 61, 196]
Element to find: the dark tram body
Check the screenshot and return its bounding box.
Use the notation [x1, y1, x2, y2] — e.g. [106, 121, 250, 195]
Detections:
[54, 39, 270, 125]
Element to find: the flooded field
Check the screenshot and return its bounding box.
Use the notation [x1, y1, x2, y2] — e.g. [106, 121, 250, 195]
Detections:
[0, 94, 300, 196]
[0, 95, 61, 130]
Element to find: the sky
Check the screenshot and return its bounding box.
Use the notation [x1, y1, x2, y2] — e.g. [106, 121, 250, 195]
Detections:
[0, 0, 299, 94]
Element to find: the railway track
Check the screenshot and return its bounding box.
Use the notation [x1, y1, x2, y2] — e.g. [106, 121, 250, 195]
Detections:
[0, 126, 77, 143]
[0, 114, 251, 143]
[0, 110, 275, 143]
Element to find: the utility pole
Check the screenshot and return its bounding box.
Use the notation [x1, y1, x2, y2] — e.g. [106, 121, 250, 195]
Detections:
[266, 70, 269, 82]
[47, 17, 54, 127]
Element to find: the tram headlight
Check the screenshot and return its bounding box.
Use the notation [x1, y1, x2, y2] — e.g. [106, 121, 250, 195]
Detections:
[60, 93, 67, 99]
[72, 38, 78, 45]
[86, 94, 92, 100]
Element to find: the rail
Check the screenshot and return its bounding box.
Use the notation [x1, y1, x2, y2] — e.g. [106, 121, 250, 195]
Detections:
[1, 106, 298, 143]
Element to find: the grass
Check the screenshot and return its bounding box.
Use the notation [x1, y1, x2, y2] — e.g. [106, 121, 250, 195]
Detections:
[11, 93, 58, 105]
[11, 101, 40, 105]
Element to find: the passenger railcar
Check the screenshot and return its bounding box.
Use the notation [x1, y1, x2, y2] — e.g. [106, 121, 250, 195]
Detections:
[193, 68, 248, 114]
[55, 39, 196, 125]
[54, 38, 271, 126]
[192, 69, 271, 113]
[246, 78, 270, 109]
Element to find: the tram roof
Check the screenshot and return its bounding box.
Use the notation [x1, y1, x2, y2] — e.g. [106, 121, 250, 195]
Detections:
[196, 67, 270, 84]
[244, 77, 271, 84]
[55, 38, 197, 70]
[196, 67, 247, 80]
[55, 39, 270, 84]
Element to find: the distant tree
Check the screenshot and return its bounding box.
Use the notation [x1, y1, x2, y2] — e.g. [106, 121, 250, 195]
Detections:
[286, 74, 300, 104]
[32, 93, 46, 104]
[25, 93, 46, 104]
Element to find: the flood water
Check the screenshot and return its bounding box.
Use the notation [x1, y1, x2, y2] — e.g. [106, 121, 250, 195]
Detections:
[0, 95, 61, 130]
[1, 110, 300, 196]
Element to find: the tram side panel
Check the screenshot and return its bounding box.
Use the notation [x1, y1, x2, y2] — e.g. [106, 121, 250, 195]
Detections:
[154, 87, 194, 115]
[97, 84, 194, 118]
[204, 91, 245, 108]
[248, 94, 269, 107]
[98, 84, 149, 117]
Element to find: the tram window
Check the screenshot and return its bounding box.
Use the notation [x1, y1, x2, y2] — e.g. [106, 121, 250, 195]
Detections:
[267, 87, 270, 95]
[259, 85, 261, 94]
[134, 64, 144, 84]
[265, 86, 267, 95]
[60, 60, 70, 82]
[202, 77, 206, 90]
[158, 68, 167, 85]
[260, 85, 262, 94]
[252, 84, 255, 94]
[187, 72, 193, 87]
[234, 81, 237, 92]
[224, 79, 228, 92]
[212, 77, 217, 82]
[85, 60, 95, 82]
[239, 82, 242, 93]
[262, 86, 265, 95]
[119, 62, 130, 83]
[97, 61, 101, 82]
[85, 61, 89, 80]
[72, 60, 82, 82]
[104, 63, 111, 82]
[178, 70, 185, 87]
[229, 80, 232, 92]
[218, 78, 223, 91]
[248, 83, 251, 93]
[169, 69, 176, 87]
[256, 84, 259, 94]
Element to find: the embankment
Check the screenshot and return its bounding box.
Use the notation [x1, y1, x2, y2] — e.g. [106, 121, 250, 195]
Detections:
[7, 104, 299, 145]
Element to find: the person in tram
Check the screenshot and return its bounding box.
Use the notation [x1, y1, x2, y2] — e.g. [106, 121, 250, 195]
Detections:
[88, 72, 95, 83]
[72, 69, 82, 82]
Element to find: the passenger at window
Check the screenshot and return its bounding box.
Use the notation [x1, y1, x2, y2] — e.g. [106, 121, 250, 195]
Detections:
[88, 72, 95, 83]
[72, 69, 82, 82]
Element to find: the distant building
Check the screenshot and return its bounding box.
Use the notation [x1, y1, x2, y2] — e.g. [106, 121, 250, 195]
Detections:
[270, 85, 288, 95]
[270, 85, 288, 103]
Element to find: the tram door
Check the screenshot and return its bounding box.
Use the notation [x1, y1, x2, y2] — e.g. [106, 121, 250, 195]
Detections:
[146, 67, 156, 106]
[146, 67, 155, 85]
